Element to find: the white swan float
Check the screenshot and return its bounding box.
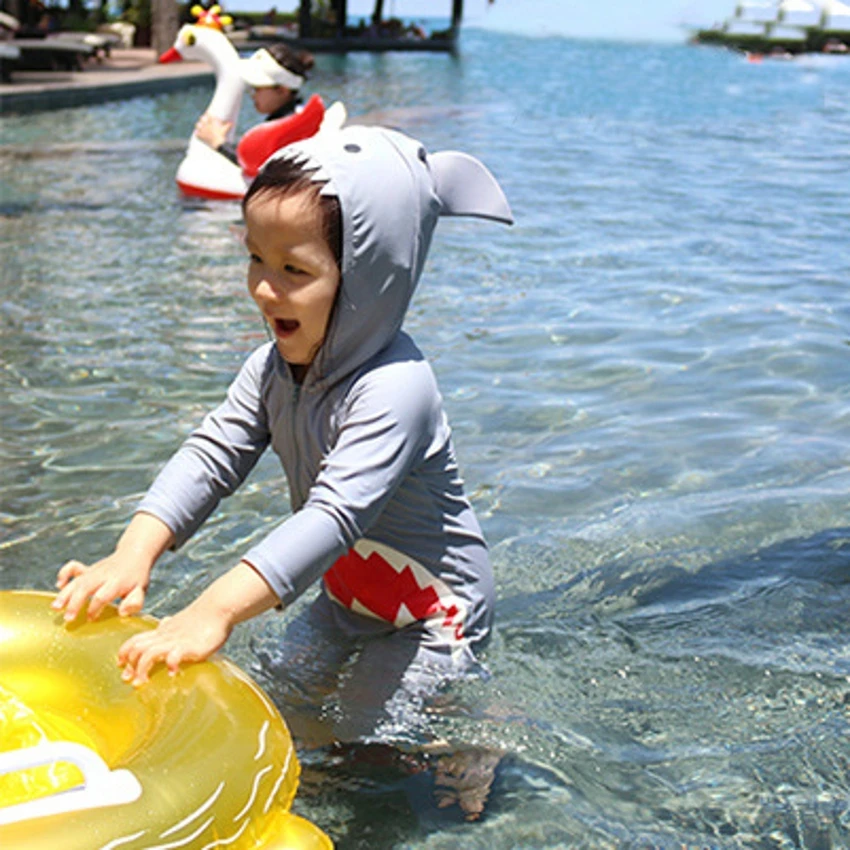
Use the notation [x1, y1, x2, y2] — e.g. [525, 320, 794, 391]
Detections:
[159, 6, 345, 201]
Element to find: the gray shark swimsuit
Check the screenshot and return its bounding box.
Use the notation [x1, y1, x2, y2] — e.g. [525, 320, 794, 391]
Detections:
[138, 125, 512, 743]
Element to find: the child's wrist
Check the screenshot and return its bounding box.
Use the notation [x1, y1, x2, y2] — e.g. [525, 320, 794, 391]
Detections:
[189, 590, 240, 632]
[113, 539, 158, 571]
[116, 513, 174, 563]
[192, 562, 278, 629]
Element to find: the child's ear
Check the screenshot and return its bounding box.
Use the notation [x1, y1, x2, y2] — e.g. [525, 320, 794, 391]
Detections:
[429, 151, 513, 225]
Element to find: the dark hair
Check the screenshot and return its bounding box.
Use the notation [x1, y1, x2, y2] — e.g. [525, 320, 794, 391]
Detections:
[267, 44, 314, 84]
[242, 157, 342, 270]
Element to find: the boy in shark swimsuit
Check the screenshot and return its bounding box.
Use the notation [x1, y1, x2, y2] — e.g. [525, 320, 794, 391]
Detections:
[53, 125, 512, 746]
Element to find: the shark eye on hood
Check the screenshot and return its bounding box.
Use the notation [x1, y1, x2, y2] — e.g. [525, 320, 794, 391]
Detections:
[344, 143, 361, 154]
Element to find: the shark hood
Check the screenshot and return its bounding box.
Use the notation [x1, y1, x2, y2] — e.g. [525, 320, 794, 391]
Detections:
[264, 124, 513, 390]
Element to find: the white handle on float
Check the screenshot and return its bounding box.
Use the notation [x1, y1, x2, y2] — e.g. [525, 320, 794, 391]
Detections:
[0, 741, 142, 825]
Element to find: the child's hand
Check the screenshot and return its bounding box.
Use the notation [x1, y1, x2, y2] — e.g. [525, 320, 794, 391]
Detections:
[116, 561, 278, 686]
[52, 512, 173, 623]
[53, 553, 150, 622]
[194, 112, 233, 149]
[117, 604, 231, 687]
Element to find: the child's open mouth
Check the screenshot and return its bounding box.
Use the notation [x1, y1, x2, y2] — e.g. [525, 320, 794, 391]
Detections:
[274, 318, 300, 337]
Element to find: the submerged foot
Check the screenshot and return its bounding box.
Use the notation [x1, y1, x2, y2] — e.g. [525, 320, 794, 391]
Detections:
[431, 746, 505, 821]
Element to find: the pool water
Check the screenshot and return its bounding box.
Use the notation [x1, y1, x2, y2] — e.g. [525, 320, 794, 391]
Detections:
[2, 29, 849, 848]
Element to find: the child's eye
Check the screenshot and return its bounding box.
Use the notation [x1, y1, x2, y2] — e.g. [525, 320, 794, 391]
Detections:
[248, 253, 262, 264]
[284, 264, 304, 275]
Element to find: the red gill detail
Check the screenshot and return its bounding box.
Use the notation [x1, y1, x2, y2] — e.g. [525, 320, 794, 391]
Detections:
[324, 548, 463, 639]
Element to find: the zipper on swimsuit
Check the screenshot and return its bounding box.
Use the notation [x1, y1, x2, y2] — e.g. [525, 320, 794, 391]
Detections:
[290, 378, 303, 496]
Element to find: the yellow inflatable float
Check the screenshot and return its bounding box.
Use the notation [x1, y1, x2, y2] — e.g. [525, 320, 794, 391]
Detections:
[0, 590, 332, 850]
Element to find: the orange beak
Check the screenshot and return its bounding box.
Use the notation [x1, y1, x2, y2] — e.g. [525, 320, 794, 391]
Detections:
[158, 47, 182, 64]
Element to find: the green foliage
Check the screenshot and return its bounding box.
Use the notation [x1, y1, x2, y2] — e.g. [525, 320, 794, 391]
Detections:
[694, 27, 850, 54]
[122, 0, 151, 28]
[231, 10, 297, 26]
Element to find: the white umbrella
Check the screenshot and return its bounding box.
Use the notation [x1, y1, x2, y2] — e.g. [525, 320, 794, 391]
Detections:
[768, 23, 810, 37]
[726, 17, 769, 33]
[737, 1, 780, 22]
[821, 0, 850, 29]
[778, 0, 822, 25]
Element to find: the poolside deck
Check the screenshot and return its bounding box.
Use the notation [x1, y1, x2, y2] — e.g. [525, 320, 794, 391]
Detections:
[0, 47, 212, 114]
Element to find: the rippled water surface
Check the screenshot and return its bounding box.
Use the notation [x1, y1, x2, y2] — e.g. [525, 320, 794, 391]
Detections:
[2, 30, 850, 848]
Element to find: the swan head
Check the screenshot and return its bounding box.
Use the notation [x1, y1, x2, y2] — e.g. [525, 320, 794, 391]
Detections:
[159, 23, 236, 64]
[158, 5, 235, 65]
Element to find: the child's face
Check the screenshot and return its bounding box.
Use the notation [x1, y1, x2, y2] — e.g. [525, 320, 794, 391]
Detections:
[251, 85, 293, 115]
[245, 189, 340, 374]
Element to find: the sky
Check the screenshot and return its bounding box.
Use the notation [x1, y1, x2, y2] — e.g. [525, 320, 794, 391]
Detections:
[245, 0, 738, 42]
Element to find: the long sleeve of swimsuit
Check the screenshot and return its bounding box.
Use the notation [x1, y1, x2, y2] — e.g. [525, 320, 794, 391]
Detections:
[137, 347, 272, 547]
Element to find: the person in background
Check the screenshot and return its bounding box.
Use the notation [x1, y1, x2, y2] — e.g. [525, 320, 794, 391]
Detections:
[194, 42, 315, 165]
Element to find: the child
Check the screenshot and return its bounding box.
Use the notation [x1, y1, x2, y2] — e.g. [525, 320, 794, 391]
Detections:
[195, 43, 316, 165]
[53, 125, 512, 745]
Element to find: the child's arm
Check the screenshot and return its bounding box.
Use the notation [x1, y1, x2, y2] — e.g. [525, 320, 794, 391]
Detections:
[116, 561, 278, 686]
[136, 346, 274, 551]
[52, 512, 175, 622]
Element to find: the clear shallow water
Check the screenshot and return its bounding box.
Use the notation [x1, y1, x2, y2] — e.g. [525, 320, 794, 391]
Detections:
[2, 30, 850, 848]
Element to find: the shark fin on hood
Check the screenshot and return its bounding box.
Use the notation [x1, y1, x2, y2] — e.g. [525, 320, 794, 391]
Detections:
[428, 150, 513, 225]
